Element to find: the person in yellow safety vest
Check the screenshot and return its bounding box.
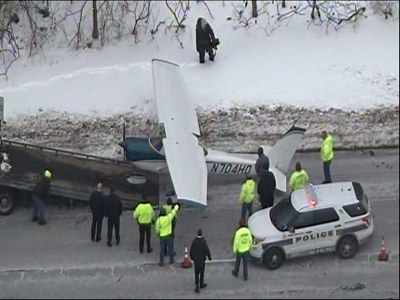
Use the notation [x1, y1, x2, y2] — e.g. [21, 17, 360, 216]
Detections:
[155, 203, 180, 266]
[239, 176, 256, 222]
[320, 131, 334, 184]
[161, 197, 178, 257]
[133, 195, 155, 254]
[289, 162, 309, 191]
[232, 218, 253, 281]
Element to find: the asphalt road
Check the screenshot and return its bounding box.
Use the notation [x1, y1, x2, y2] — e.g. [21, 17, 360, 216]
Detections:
[0, 149, 398, 299]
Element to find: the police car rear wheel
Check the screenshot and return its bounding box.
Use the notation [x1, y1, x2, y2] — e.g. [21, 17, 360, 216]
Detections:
[263, 247, 285, 270]
[337, 236, 359, 259]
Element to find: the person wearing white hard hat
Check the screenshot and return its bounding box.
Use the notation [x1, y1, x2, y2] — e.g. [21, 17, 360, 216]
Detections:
[32, 169, 52, 225]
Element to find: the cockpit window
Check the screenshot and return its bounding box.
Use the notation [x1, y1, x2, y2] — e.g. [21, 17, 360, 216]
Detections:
[149, 137, 163, 152]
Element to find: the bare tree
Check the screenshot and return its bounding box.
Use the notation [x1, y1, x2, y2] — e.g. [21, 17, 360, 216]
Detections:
[92, 0, 99, 39]
[251, 1, 257, 18]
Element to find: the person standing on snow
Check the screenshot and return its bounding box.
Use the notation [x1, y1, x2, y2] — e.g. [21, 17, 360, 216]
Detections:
[239, 176, 256, 222]
[257, 161, 276, 209]
[289, 162, 309, 191]
[320, 130, 334, 184]
[196, 17, 219, 64]
[32, 169, 52, 225]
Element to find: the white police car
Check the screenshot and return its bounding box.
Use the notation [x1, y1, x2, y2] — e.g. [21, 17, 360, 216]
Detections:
[248, 181, 374, 270]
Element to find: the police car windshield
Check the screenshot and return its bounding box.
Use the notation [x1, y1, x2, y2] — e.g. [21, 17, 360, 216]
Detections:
[270, 196, 299, 232]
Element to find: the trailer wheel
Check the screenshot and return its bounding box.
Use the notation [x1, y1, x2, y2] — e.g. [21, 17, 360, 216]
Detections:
[0, 193, 14, 216]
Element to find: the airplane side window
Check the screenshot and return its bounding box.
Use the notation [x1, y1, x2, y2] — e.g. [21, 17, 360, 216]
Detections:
[149, 138, 163, 152]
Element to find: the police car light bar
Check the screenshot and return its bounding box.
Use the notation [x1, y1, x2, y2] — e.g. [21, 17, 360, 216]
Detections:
[306, 183, 318, 207]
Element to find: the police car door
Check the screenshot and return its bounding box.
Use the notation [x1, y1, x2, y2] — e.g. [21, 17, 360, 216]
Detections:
[287, 211, 317, 258]
[310, 207, 341, 254]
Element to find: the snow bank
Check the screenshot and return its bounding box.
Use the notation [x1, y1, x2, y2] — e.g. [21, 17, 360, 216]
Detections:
[0, 1, 398, 155]
[2, 105, 398, 157]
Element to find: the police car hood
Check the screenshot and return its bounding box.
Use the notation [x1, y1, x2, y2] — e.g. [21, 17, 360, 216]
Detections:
[247, 208, 281, 239]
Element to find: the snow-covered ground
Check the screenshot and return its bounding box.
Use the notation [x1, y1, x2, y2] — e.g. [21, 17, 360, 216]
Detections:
[0, 1, 398, 155]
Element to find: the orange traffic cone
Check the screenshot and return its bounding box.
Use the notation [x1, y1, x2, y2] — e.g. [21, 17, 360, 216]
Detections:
[181, 244, 192, 268]
[378, 236, 389, 261]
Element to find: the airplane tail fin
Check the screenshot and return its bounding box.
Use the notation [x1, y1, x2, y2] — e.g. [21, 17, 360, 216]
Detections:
[261, 125, 306, 175]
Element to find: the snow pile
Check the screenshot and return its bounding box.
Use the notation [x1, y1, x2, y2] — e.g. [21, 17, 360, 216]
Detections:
[2, 105, 398, 157]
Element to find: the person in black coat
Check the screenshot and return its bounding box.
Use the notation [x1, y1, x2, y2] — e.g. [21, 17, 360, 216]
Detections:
[196, 17, 218, 63]
[89, 182, 106, 242]
[32, 169, 52, 225]
[104, 187, 123, 247]
[189, 229, 212, 293]
[257, 161, 276, 209]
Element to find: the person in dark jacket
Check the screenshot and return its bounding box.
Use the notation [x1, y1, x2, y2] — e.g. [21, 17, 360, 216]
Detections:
[189, 229, 212, 293]
[196, 17, 218, 63]
[105, 187, 123, 247]
[32, 169, 52, 225]
[257, 162, 276, 209]
[255, 147, 270, 177]
[89, 182, 106, 242]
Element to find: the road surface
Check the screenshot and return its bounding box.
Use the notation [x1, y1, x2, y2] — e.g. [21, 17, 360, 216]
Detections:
[0, 149, 398, 299]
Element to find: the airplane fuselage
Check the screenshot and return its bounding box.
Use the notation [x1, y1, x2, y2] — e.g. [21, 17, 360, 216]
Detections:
[132, 149, 258, 176]
[119, 137, 258, 177]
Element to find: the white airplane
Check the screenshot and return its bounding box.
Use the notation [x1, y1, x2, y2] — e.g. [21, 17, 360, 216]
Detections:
[118, 59, 306, 209]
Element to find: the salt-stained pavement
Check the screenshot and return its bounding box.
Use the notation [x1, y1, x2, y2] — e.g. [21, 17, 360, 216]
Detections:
[0, 149, 398, 299]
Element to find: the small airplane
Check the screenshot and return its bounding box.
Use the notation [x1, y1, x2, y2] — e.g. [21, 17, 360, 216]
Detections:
[118, 59, 306, 209]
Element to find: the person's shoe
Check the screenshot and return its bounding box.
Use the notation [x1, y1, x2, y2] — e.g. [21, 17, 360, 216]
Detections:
[200, 283, 207, 289]
[107, 242, 112, 247]
[244, 277, 248, 281]
[32, 216, 39, 222]
[116, 240, 120, 246]
[38, 220, 47, 225]
[199, 60, 205, 64]
[195, 286, 200, 293]
[158, 262, 164, 267]
[169, 260, 175, 265]
[96, 238, 101, 242]
[209, 56, 215, 61]
[232, 270, 238, 277]
[147, 247, 153, 253]
[140, 250, 144, 254]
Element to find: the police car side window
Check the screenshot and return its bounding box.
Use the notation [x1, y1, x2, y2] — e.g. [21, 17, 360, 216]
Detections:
[313, 208, 339, 226]
[292, 208, 339, 229]
[291, 211, 314, 229]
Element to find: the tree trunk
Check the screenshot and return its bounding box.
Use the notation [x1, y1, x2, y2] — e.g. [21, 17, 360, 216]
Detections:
[282, 0, 286, 8]
[251, 1, 258, 17]
[92, 0, 99, 39]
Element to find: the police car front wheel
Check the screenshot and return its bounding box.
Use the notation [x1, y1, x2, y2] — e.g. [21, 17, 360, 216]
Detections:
[337, 236, 359, 259]
[262, 247, 285, 270]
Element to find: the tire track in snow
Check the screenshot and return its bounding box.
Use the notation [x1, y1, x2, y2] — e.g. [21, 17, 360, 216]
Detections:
[0, 61, 199, 93]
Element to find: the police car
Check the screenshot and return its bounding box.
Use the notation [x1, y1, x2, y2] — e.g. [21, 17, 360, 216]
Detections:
[248, 181, 374, 270]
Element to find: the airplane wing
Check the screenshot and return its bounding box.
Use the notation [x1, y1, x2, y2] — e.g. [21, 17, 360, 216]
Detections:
[152, 59, 200, 136]
[151, 59, 208, 209]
